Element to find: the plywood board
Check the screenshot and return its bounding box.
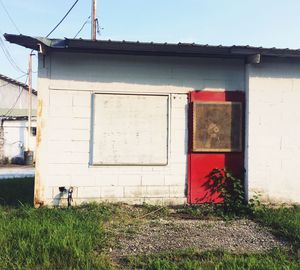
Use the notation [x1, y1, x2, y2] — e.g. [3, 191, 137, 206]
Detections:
[192, 101, 242, 152]
[92, 94, 169, 165]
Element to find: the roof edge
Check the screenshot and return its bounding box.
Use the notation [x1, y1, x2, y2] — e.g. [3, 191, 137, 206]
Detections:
[4, 33, 300, 59]
[0, 73, 37, 95]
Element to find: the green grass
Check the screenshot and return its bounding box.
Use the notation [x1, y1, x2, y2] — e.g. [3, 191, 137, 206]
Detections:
[0, 177, 34, 206]
[124, 248, 300, 270]
[253, 205, 300, 248]
[0, 204, 116, 270]
[1, 204, 298, 270]
[0, 180, 299, 270]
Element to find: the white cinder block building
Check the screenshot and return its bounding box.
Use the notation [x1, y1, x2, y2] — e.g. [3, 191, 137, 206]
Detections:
[5, 34, 300, 206]
[0, 74, 37, 163]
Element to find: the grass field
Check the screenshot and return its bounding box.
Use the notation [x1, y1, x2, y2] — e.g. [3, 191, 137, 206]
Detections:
[124, 248, 299, 270]
[0, 179, 299, 269]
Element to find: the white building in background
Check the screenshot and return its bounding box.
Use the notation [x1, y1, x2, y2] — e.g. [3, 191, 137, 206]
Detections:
[5, 34, 300, 207]
[0, 74, 37, 164]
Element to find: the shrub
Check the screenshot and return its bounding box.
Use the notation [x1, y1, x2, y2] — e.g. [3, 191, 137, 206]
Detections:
[208, 168, 248, 216]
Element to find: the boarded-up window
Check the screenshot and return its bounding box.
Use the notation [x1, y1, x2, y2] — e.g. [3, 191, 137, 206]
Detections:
[92, 94, 169, 165]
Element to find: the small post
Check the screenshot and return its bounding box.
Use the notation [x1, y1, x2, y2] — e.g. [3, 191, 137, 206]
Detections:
[27, 53, 33, 151]
[24, 53, 34, 165]
[91, 0, 97, 40]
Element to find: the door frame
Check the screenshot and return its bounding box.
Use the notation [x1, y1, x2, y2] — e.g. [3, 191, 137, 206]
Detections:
[187, 90, 245, 204]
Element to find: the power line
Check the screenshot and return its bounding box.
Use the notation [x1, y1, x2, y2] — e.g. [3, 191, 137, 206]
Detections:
[0, 74, 27, 87]
[0, 37, 27, 74]
[0, 0, 82, 77]
[2, 75, 28, 117]
[0, 0, 21, 34]
[0, 35, 27, 74]
[96, 18, 103, 36]
[74, 16, 90, 38]
[2, 86, 24, 116]
[46, 0, 80, 37]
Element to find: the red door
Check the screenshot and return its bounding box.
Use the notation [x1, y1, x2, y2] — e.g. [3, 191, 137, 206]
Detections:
[188, 91, 244, 204]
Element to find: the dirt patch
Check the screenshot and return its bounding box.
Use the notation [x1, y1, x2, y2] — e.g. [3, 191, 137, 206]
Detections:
[111, 219, 286, 257]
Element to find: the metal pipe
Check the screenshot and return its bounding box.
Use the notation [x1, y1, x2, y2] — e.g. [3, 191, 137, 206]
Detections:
[27, 53, 33, 151]
[91, 0, 97, 40]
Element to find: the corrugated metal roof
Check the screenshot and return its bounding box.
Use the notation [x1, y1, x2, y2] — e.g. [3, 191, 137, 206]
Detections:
[0, 115, 37, 121]
[0, 73, 37, 95]
[4, 33, 300, 59]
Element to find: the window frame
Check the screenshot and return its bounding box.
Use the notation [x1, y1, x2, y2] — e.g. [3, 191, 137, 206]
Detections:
[89, 92, 170, 166]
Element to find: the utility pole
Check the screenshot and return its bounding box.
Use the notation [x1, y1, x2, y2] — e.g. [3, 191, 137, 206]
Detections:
[91, 0, 97, 40]
[27, 53, 33, 151]
[24, 52, 35, 165]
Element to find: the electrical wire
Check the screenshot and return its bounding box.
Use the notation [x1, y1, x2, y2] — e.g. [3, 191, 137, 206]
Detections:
[2, 86, 24, 116]
[46, 0, 80, 37]
[2, 75, 28, 117]
[96, 18, 103, 35]
[74, 16, 90, 38]
[0, 2, 33, 116]
[2, 140, 23, 145]
[0, 0, 21, 34]
[1, 0, 81, 109]
[0, 74, 27, 87]
[0, 35, 27, 74]
[0, 38, 26, 73]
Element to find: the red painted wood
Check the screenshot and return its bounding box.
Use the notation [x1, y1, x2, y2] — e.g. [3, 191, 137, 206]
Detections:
[188, 91, 245, 204]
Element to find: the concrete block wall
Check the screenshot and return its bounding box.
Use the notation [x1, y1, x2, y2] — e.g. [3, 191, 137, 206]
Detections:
[0, 125, 4, 162]
[44, 90, 188, 206]
[49, 52, 245, 93]
[0, 78, 37, 116]
[36, 52, 245, 206]
[247, 59, 300, 203]
[36, 52, 300, 205]
[1, 120, 37, 162]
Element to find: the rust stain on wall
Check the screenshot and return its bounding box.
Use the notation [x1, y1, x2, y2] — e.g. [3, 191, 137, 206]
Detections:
[34, 99, 44, 207]
[34, 170, 44, 207]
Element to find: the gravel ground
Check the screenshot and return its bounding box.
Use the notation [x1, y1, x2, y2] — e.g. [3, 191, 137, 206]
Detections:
[112, 219, 286, 257]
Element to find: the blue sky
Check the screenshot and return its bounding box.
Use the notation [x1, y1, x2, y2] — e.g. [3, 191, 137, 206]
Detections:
[1, 0, 300, 88]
